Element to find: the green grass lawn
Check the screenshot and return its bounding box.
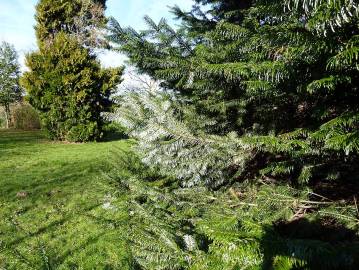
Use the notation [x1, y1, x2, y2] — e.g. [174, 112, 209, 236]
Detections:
[0, 130, 132, 269]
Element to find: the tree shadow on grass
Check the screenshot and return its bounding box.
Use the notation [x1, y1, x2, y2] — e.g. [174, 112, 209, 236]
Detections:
[101, 130, 129, 142]
[0, 130, 45, 146]
[0, 169, 94, 202]
[52, 231, 107, 268]
[260, 217, 359, 270]
[2, 199, 133, 270]
[3, 203, 102, 250]
[100, 123, 129, 142]
[2, 204, 129, 269]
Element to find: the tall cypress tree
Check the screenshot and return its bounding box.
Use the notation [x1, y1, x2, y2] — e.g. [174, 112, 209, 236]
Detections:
[22, 0, 123, 142]
[35, 0, 109, 48]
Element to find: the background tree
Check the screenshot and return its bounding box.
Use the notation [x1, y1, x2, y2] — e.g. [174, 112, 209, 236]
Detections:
[22, 0, 123, 142]
[0, 42, 22, 129]
[35, 0, 108, 48]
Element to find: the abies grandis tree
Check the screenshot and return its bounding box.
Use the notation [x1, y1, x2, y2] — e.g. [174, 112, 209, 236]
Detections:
[108, 0, 359, 268]
[22, 0, 123, 142]
[109, 0, 359, 186]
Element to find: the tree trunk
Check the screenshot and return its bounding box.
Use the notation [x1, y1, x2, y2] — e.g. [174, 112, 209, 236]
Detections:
[4, 104, 11, 129]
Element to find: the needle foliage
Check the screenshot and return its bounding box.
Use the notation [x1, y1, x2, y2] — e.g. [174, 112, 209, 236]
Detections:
[21, 0, 123, 142]
[108, 0, 359, 268]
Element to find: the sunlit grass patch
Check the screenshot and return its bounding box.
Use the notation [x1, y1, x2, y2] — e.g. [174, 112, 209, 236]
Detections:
[0, 130, 131, 269]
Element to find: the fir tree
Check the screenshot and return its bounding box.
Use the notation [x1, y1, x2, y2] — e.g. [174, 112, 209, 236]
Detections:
[108, 0, 359, 185]
[109, 0, 359, 268]
[110, 142, 359, 269]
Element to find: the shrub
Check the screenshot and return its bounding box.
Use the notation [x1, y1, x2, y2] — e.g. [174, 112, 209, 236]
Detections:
[102, 121, 128, 140]
[12, 104, 41, 130]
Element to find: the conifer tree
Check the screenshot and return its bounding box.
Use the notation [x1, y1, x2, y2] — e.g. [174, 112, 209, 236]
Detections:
[109, 0, 359, 185]
[111, 143, 359, 269]
[35, 0, 108, 48]
[109, 0, 359, 268]
[22, 0, 123, 142]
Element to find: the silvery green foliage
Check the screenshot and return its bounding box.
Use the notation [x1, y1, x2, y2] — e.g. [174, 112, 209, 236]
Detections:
[285, 0, 359, 35]
[113, 165, 359, 270]
[116, 91, 252, 187]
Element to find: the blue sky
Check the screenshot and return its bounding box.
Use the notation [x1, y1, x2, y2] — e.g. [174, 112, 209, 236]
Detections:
[0, 0, 193, 70]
